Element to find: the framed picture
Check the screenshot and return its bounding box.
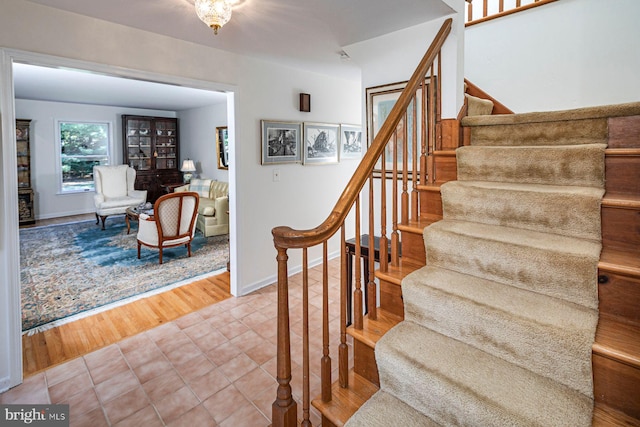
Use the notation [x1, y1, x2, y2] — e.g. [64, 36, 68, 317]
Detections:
[303, 122, 340, 165]
[261, 120, 302, 165]
[339, 124, 363, 160]
[216, 126, 229, 170]
[366, 78, 432, 175]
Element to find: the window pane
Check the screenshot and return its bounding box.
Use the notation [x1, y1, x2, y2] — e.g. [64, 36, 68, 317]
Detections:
[59, 122, 110, 192]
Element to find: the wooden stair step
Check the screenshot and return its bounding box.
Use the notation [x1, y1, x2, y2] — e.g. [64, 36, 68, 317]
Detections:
[593, 402, 640, 426]
[599, 247, 640, 277]
[375, 259, 423, 286]
[417, 183, 442, 192]
[594, 314, 640, 369]
[398, 215, 441, 235]
[347, 309, 402, 349]
[312, 369, 379, 427]
[602, 193, 640, 209]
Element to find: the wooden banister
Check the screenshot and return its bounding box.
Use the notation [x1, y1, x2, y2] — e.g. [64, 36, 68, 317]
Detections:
[271, 18, 452, 250]
[466, 0, 558, 26]
[271, 17, 453, 426]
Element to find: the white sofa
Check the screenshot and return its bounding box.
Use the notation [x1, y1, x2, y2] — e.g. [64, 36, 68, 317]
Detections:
[93, 165, 147, 229]
[175, 179, 229, 237]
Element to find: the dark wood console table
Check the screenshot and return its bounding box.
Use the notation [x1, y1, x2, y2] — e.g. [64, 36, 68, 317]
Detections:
[345, 235, 397, 325]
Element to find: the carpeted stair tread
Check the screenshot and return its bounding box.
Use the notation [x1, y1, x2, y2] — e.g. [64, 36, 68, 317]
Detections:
[456, 143, 606, 187]
[440, 180, 604, 240]
[461, 101, 640, 126]
[345, 390, 441, 427]
[424, 219, 601, 309]
[402, 265, 597, 396]
[376, 321, 594, 427]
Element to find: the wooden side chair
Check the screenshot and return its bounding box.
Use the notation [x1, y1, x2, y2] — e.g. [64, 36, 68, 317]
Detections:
[137, 192, 200, 264]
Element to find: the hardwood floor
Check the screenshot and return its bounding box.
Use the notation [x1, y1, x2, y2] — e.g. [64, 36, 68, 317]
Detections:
[22, 272, 231, 377]
[20, 213, 232, 377]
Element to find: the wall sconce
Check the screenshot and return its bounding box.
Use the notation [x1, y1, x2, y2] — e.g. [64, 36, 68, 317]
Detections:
[299, 93, 311, 112]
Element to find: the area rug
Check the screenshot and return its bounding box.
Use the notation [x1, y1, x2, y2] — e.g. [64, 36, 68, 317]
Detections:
[20, 218, 229, 333]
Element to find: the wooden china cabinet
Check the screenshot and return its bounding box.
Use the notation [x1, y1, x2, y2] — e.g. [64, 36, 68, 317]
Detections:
[122, 115, 182, 202]
[16, 119, 35, 226]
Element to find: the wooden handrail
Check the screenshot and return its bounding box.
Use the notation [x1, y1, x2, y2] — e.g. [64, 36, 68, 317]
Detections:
[271, 18, 452, 250]
[272, 17, 453, 426]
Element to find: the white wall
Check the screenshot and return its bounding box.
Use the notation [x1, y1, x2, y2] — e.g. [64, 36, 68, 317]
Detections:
[344, 7, 465, 123]
[177, 103, 228, 182]
[0, 0, 361, 391]
[465, 0, 640, 112]
[15, 99, 177, 219]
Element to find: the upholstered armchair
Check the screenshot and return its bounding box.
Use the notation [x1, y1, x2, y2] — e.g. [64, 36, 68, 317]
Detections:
[175, 179, 229, 237]
[93, 165, 147, 229]
[137, 192, 199, 264]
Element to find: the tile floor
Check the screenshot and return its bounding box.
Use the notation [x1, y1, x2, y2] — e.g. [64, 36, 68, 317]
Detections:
[1, 259, 352, 426]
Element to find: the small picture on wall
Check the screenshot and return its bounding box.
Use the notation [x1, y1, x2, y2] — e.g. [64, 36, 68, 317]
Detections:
[303, 122, 339, 165]
[340, 124, 363, 159]
[261, 120, 302, 164]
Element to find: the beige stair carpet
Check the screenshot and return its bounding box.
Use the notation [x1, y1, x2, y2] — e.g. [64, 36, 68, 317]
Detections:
[346, 104, 608, 426]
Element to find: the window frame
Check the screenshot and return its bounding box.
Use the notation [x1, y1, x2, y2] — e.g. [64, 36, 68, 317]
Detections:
[55, 119, 113, 194]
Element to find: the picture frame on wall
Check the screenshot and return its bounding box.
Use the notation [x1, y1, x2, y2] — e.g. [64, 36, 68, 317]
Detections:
[261, 120, 302, 165]
[303, 122, 340, 165]
[365, 78, 432, 175]
[339, 124, 363, 160]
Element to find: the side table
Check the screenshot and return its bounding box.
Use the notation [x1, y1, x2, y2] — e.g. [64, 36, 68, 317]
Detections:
[345, 234, 396, 325]
[161, 183, 185, 194]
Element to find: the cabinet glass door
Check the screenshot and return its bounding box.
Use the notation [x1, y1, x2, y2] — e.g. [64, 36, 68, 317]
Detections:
[126, 118, 152, 170]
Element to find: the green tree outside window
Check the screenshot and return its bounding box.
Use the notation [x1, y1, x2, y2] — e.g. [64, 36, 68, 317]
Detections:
[59, 122, 110, 192]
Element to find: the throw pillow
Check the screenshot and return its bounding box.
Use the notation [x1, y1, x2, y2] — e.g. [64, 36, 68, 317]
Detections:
[190, 179, 212, 199]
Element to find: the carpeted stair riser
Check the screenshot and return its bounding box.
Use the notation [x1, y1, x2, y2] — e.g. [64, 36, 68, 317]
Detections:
[466, 118, 608, 146]
[375, 322, 594, 427]
[423, 220, 601, 309]
[456, 144, 606, 187]
[440, 181, 604, 240]
[402, 266, 597, 396]
[344, 390, 440, 427]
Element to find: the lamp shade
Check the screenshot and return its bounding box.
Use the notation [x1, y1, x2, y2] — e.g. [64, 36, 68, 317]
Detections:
[181, 159, 196, 172]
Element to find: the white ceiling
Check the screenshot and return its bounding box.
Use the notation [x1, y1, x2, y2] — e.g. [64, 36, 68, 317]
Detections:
[14, 0, 455, 111]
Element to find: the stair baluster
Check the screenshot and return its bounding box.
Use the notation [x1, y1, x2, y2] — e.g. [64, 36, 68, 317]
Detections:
[411, 96, 420, 221]
[321, 242, 332, 402]
[367, 177, 377, 321]
[272, 18, 453, 426]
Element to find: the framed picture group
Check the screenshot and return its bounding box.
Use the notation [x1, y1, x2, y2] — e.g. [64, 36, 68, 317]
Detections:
[261, 120, 362, 165]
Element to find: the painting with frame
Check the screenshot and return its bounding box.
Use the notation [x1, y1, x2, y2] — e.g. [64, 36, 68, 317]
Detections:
[365, 78, 432, 177]
[261, 120, 302, 165]
[303, 122, 340, 165]
[216, 126, 229, 170]
[339, 124, 363, 160]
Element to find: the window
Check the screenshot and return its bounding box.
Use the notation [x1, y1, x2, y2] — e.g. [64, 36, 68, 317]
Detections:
[58, 121, 111, 193]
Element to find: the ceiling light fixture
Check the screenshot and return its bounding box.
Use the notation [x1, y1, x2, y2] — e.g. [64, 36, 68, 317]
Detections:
[195, 0, 233, 35]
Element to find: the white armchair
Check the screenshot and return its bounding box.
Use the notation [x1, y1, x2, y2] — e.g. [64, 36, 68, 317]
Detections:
[93, 165, 147, 229]
[137, 192, 199, 264]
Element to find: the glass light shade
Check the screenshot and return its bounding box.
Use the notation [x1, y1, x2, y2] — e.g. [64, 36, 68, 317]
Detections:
[195, 0, 232, 35]
[181, 159, 196, 172]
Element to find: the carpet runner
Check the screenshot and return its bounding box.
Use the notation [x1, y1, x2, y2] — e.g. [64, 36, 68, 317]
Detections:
[346, 104, 610, 426]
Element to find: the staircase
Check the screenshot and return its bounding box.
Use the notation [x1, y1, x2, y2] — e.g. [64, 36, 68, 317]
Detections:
[271, 17, 640, 427]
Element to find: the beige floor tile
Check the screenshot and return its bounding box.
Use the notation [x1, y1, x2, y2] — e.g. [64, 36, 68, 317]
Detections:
[113, 405, 163, 427]
[205, 341, 241, 366]
[132, 355, 174, 384]
[216, 320, 249, 340]
[45, 358, 87, 387]
[103, 386, 150, 424]
[94, 369, 139, 404]
[70, 407, 109, 427]
[233, 367, 278, 400]
[48, 371, 93, 404]
[166, 403, 217, 427]
[0, 372, 49, 404]
[218, 401, 270, 427]
[142, 369, 184, 403]
[154, 385, 200, 424]
[201, 384, 248, 424]
[188, 368, 230, 401]
[217, 353, 258, 383]
[174, 353, 216, 382]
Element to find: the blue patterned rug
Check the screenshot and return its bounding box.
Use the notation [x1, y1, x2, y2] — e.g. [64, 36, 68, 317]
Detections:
[20, 218, 229, 333]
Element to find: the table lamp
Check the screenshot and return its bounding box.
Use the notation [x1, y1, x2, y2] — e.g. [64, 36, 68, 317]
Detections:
[181, 159, 196, 183]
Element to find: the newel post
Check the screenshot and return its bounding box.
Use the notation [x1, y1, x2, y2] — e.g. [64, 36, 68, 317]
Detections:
[272, 246, 297, 426]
